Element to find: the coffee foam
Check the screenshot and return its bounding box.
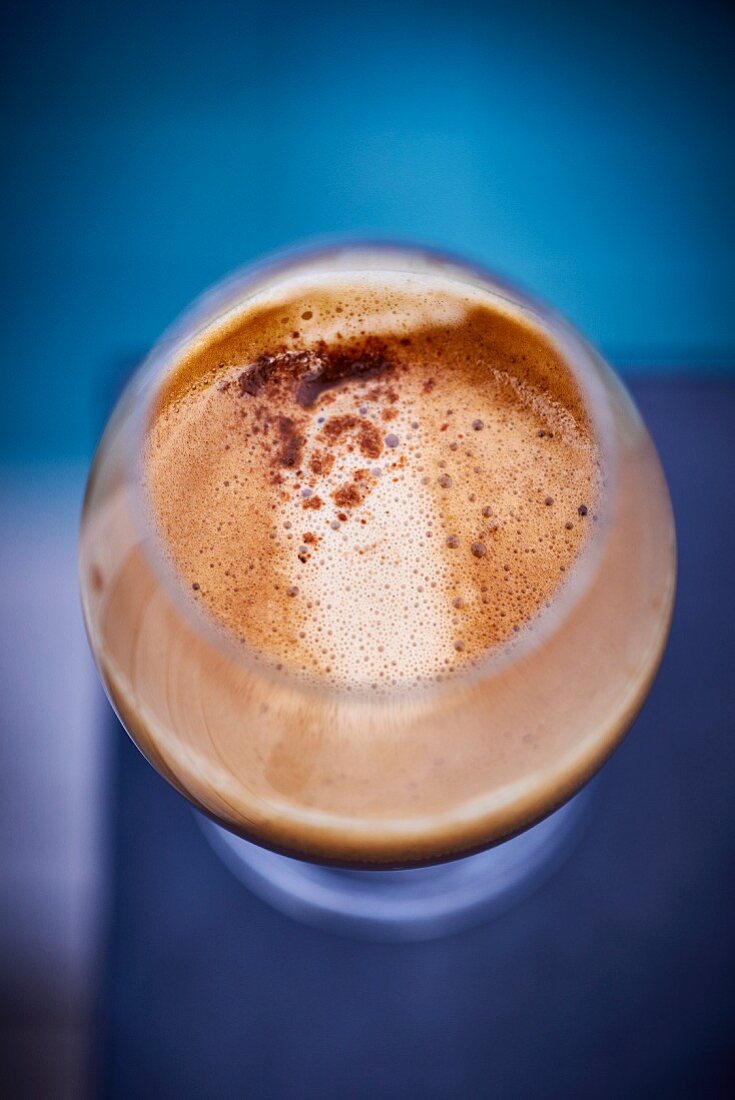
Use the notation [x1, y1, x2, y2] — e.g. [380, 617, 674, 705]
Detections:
[146, 272, 600, 690]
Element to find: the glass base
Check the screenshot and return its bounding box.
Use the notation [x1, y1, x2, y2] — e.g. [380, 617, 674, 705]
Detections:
[198, 785, 594, 942]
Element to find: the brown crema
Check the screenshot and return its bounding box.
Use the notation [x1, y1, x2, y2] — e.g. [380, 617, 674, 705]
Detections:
[146, 275, 600, 690]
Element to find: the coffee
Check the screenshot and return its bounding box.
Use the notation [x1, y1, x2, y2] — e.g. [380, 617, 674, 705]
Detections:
[80, 251, 674, 866]
[146, 273, 599, 690]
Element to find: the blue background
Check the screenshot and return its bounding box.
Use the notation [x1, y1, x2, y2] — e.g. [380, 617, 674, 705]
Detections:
[2, 0, 734, 462]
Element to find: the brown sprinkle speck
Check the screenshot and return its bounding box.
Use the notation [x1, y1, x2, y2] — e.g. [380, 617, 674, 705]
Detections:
[471, 541, 487, 558]
[578, 504, 588, 516]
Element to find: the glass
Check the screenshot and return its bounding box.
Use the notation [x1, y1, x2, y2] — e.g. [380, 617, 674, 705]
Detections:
[79, 242, 676, 939]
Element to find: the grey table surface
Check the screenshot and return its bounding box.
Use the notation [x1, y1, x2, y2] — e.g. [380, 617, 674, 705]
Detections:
[98, 378, 735, 1099]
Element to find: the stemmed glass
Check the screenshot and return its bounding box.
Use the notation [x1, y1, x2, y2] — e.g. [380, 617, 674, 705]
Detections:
[79, 242, 675, 939]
